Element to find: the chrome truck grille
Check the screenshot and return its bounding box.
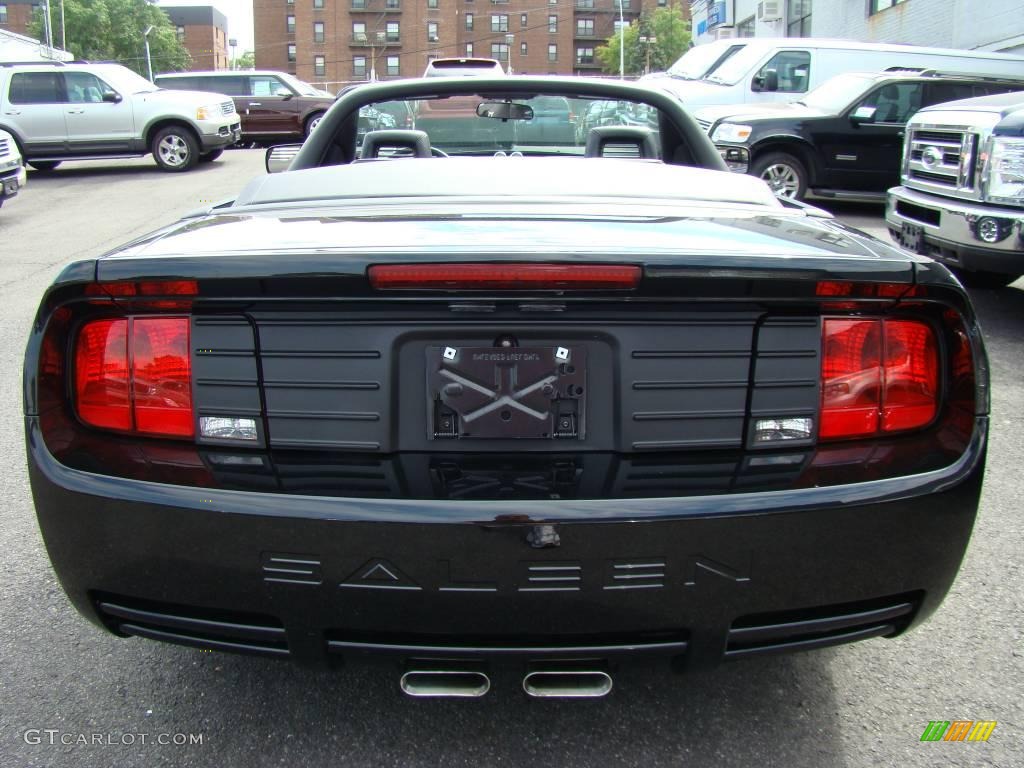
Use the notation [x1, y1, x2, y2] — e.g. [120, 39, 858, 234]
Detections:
[696, 118, 713, 134]
[906, 127, 981, 200]
[0, 137, 10, 160]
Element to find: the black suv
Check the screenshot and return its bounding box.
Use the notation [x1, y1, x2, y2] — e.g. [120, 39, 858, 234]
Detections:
[697, 70, 1024, 201]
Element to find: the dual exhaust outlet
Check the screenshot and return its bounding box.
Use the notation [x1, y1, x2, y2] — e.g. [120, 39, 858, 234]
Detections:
[399, 661, 613, 699]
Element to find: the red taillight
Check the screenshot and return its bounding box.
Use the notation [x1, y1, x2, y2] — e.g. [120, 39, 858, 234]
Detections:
[132, 318, 194, 436]
[368, 263, 642, 290]
[75, 317, 193, 438]
[821, 318, 938, 440]
[75, 318, 130, 431]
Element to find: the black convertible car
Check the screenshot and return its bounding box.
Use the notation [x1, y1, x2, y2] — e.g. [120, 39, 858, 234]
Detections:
[25, 77, 988, 698]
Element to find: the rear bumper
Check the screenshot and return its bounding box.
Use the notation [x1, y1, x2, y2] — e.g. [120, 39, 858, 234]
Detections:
[27, 416, 987, 669]
[886, 185, 1024, 276]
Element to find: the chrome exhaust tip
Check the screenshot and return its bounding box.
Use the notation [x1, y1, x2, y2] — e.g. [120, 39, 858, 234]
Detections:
[523, 663, 613, 699]
[399, 666, 491, 698]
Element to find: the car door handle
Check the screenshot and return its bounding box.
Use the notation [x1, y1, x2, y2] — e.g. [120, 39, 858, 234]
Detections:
[67, 109, 85, 115]
[3, 110, 20, 116]
[248, 102, 262, 107]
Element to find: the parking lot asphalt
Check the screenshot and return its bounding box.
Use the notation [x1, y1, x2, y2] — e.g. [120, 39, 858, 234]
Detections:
[1, 151, 1021, 768]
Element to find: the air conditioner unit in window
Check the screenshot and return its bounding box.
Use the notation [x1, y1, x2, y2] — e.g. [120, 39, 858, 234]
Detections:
[757, 0, 782, 21]
[428, 34, 439, 42]
[714, 26, 736, 40]
[355, 32, 367, 42]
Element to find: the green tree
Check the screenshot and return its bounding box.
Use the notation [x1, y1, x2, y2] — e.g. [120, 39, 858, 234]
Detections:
[31, 0, 191, 77]
[597, 6, 691, 77]
[235, 50, 256, 70]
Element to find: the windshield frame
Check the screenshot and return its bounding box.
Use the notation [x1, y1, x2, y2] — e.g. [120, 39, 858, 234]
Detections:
[98, 65, 159, 95]
[701, 45, 774, 86]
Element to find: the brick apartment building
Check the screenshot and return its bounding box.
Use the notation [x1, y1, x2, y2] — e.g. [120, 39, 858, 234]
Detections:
[161, 5, 230, 71]
[255, 0, 679, 90]
[0, 0, 39, 38]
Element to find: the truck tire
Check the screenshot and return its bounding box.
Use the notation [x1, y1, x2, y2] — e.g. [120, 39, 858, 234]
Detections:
[152, 126, 199, 172]
[28, 161, 61, 172]
[750, 151, 808, 201]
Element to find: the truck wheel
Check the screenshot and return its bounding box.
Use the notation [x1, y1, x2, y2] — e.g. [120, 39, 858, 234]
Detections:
[198, 149, 224, 163]
[152, 126, 199, 172]
[751, 152, 808, 201]
[28, 161, 61, 171]
[305, 113, 325, 137]
[953, 268, 1020, 289]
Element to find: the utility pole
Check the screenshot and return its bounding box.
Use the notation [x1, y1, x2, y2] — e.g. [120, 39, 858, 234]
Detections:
[144, 25, 154, 82]
[59, 0, 65, 52]
[617, 0, 624, 78]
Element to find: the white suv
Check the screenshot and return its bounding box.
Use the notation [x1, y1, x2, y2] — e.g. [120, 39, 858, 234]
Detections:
[0, 62, 241, 172]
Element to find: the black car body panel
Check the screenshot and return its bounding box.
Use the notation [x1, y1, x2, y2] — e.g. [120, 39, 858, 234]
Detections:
[24, 77, 990, 682]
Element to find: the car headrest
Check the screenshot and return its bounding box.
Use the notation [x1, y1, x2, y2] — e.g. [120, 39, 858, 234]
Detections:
[360, 129, 432, 159]
[584, 126, 659, 159]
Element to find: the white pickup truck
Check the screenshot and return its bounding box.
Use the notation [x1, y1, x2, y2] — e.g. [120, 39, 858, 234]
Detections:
[0, 61, 241, 172]
[887, 91, 1024, 288]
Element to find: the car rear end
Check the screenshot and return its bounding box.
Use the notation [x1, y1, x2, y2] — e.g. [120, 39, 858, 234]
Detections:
[25, 168, 987, 693]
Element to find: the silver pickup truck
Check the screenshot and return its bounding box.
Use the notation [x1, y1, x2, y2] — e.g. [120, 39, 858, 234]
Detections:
[886, 91, 1024, 288]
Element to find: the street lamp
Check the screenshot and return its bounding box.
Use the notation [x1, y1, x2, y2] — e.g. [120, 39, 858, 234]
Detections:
[229, 37, 237, 70]
[143, 25, 155, 82]
[505, 33, 514, 74]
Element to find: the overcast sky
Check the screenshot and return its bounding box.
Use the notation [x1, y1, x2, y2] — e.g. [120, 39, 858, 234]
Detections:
[158, 0, 255, 53]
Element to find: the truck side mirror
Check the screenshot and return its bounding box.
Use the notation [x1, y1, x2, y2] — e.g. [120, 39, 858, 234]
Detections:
[850, 106, 877, 125]
[753, 68, 779, 93]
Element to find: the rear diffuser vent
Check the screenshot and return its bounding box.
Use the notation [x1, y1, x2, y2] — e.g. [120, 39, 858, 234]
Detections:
[95, 595, 289, 658]
[725, 594, 919, 659]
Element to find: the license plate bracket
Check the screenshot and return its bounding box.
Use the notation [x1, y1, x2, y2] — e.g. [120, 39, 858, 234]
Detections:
[899, 222, 925, 254]
[427, 345, 586, 440]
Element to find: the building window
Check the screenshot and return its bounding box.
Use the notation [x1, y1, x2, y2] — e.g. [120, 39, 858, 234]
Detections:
[520, 13, 527, 28]
[386, 21, 400, 41]
[547, 43, 557, 62]
[428, 0, 438, 6]
[613, 19, 626, 34]
[314, 55, 326, 76]
[576, 46, 594, 65]
[870, 0, 906, 13]
[520, 41, 527, 55]
[576, 19, 594, 36]
[466, 42, 474, 56]
[427, 21, 438, 41]
[386, 55, 400, 76]
[351, 0, 365, 8]
[352, 21, 366, 41]
[576, 0, 593, 7]
[465, 12, 473, 30]
[287, 43, 296, 62]
[286, 15, 295, 34]
[787, 0, 811, 36]
[353, 56, 367, 76]
[737, 15, 754, 36]
[547, 15, 557, 32]
[313, 0, 323, 8]
[657, 0, 666, 5]
[313, 22, 325, 43]
[385, 0, 400, 8]
[491, 14, 508, 32]
[176, 25, 185, 42]
[491, 42, 509, 62]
